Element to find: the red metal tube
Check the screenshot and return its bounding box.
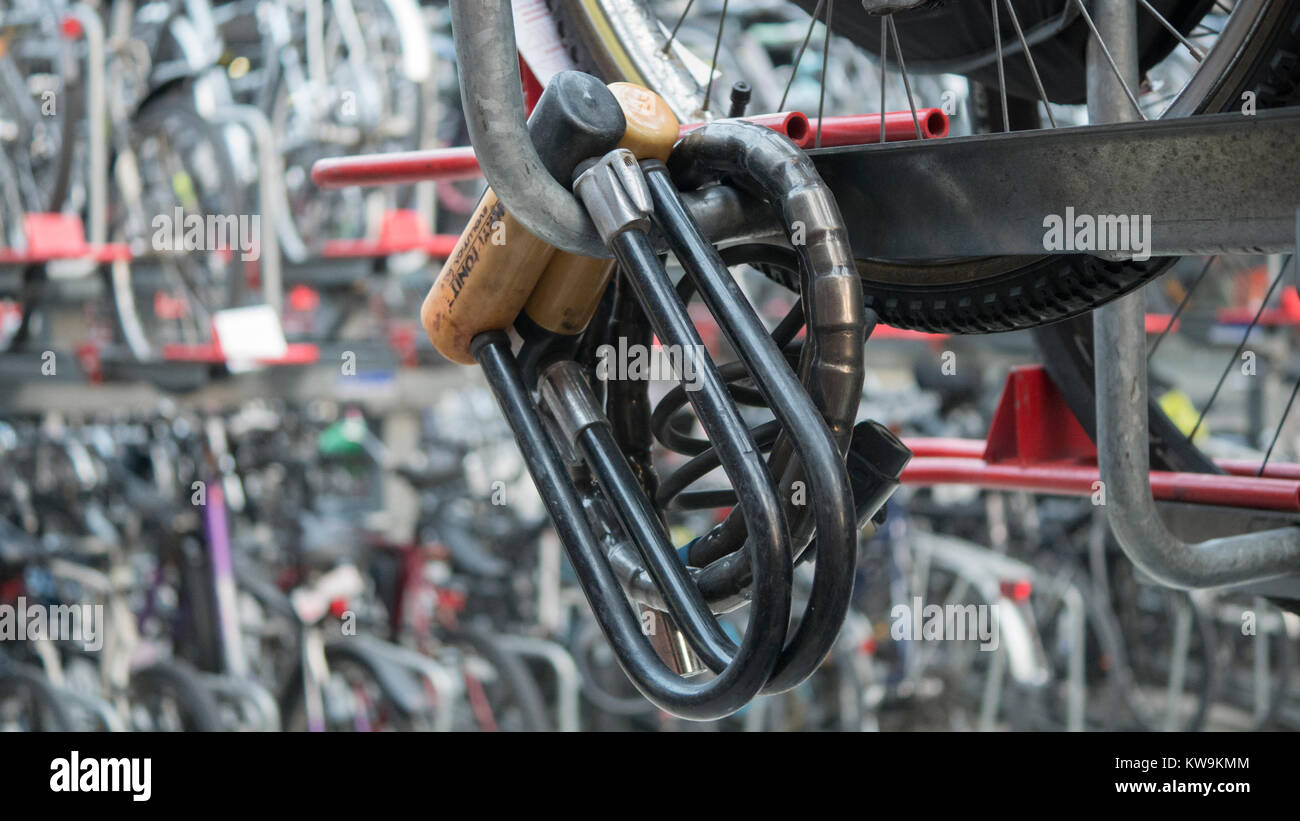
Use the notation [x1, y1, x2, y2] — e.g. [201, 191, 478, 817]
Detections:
[1218, 459, 1300, 480]
[803, 109, 949, 148]
[905, 437, 1300, 484]
[901, 457, 1300, 513]
[904, 437, 986, 459]
[313, 108, 952, 189]
[312, 147, 481, 189]
[678, 111, 812, 145]
[679, 110, 947, 149]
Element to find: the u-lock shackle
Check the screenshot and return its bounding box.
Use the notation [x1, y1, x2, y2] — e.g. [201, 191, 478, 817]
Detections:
[426, 72, 910, 719]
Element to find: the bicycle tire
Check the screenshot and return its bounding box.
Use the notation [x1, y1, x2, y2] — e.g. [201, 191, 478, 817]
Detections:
[444, 625, 552, 732]
[0, 663, 78, 731]
[1109, 564, 1220, 731]
[558, 0, 1300, 334]
[111, 85, 248, 361]
[129, 660, 226, 732]
[280, 648, 426, 732]
[263, 0, 425, 262]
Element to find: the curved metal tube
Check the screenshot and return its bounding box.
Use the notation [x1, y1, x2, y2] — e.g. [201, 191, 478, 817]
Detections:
[666, 121, 866, 569]
[541, 360, 743, 672]
[474, 331, 790, 720]
[642, 163, 859, 693]
[1091, 0, 1300, 590]
[1095, 292, 1300, 589]
[448, 0, 608, 257]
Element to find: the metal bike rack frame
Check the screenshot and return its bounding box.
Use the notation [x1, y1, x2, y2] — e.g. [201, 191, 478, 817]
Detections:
[901, 367, 1300, 515]
[1091, 0, 1300, 590]
[214, 105, 284, 314]
[811, 108, 1300, 259]
[494, 634, 582, 733]
[69, 4, 107, 248]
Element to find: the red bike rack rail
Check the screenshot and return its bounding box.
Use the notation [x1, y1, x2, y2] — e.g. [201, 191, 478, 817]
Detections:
[901, 365, 1300, 513]
[1218, 284, 1300, 327]
[310, 109, 951, 190]
[321, 209, 459, 259]
[161, 342, 320, 366]
[0, 214, 130, 265]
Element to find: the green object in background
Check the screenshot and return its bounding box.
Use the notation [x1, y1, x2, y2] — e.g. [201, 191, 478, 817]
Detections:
[318, 415, 369, 456]
[170, 170, 199, 213]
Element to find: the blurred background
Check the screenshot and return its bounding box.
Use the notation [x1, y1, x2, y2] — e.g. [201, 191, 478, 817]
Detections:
[1, 0, 1297, 731]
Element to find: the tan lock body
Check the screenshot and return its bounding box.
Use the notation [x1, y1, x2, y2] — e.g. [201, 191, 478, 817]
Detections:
[419, 71, 626, 365]
[522, 84, 681, 336]
[420, 192, 557, 364]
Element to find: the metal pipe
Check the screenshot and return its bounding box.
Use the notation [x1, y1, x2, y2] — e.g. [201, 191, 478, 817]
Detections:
[667, 120, 865, 566]
[473, 331, 790, 720]
[215, 105, 283, 314]
[1095, 294, 1300, 586]
[448, 0, 607, 257]
[900, 457, 1300, 513]
[311, 109, 946, 190]
[1092, 0, 1300, 588]
[644, 163, 860, 693]
[312, 146, 481, 187]
[69, 5, 105, 246]
[493, 635, 582, 733]
[802, 110, 949, 147]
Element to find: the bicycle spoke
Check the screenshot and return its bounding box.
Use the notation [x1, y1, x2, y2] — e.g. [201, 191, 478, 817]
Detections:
[1136, 0, 1205, 61]
[816, 0, 834, 148]
[778, 0, 825, 111]
[702, 0, 729, 111]
[1072, 0, 1147, 120]
[886, 15, 923, 140]
[1001, 0, 1057, 127]
[1147, 256, 1216, 360]
[662, 0, 697, 54]
[1187, 254, 1295, 441]
[1257, 372, 1300, 475]
[992, 0, 1009, 132]
[879, 15, 888, 143]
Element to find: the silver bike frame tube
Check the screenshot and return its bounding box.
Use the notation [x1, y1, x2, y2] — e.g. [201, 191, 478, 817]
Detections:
[448, 0, 609, 257]
[1092, 0, 1300, 588]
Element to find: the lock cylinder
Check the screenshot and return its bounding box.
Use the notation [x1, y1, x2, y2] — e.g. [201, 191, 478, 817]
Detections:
[419, 72, 626, 364]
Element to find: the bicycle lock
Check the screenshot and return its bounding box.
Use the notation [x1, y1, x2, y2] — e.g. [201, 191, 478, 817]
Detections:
[416, 71, 910, 719]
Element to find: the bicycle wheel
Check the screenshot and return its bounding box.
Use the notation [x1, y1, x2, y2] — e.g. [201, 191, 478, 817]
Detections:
[129, 660, 226, 732]
[110, 86, 251, 361]
[1212, 594, 1295, 728]
[0, 2, 80, 215]
[263, 0, 425, 261]
[0, 662, 77, 731]
[444, 625, 552, 732]
[1107, 558, 1219, 730]
[555, 0, 1300, 333]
